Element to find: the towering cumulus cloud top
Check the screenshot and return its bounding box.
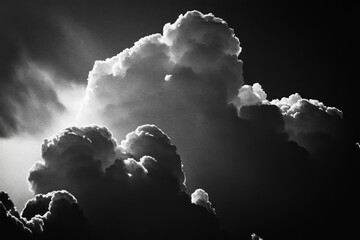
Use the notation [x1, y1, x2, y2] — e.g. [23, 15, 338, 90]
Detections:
[80, 10, 243, 138]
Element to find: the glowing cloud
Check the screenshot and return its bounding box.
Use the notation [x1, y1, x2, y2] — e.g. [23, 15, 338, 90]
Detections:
[191, 188, 215, 213]
[79, 10, 243, 139]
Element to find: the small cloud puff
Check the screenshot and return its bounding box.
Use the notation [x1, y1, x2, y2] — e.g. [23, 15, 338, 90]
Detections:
[191, 188, 215, 213]
[233, 83, 267, 109]
[251, 233, 263, 240]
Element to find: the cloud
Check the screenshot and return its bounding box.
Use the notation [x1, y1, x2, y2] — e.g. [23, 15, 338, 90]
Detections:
[79, 10, 243, 137]
[0, 200, 33, 239]
[233, 83, 360, 239]
[1, 190, 88, 240]
[76, 11, 360, 239]
[235, 83, 348, 155]
[270, 93, 345, 154]
[1, 2, 98, 84]
[120, 124, 186, 190]
[0, 61, 66, 138]
[232, 83, 267, 108]
[28, 125, 118, 195]
[23, 190, 88, 240]
[1, 8, 358, 240]
[27, 124, 225, 239]
[191, 188, 215, 213]
[251, 233, 263, 240]
[0, 191, 15, 211]
[77, 12, 246, 237]
[0, 3, 102, 138]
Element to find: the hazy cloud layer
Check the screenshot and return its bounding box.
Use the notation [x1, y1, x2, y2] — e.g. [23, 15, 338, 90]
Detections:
[27, 124, 224, 239]
[0, 2, 100, 138]
[0, 62, 66, 138]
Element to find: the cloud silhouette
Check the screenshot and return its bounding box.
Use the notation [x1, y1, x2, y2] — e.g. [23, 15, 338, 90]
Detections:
[27, 124, 225, 239]
[0, 191, 33, 239]
[1, 190, 88, 240]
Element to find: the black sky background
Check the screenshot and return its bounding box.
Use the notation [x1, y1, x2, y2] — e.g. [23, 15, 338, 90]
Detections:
[1, 1, 359, 239]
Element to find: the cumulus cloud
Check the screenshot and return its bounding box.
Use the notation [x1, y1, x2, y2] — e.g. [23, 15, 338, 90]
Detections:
[0, 200, 33, 239]
[270, 92, 343, 133]
[76, 13, 246, 237]
[1, 8, 358, 240]
[191, 188, 215, 213]
[79, 10, 243, 138]
[75, 11, 360, 239]
[232, 83, 267, 108]
[27, 124, 224, 239]
[28, 125, 118, 195]
[232, 83, 360, 239]
[270, 93, 346, 154]
[120, 124, 186, 190]
[23, 190, 88, 240]
[1, 190, 88, 240]
[234, 83, 347, 154]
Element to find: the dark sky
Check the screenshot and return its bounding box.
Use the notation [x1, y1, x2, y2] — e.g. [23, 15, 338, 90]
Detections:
[1, 1, 359, 240]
